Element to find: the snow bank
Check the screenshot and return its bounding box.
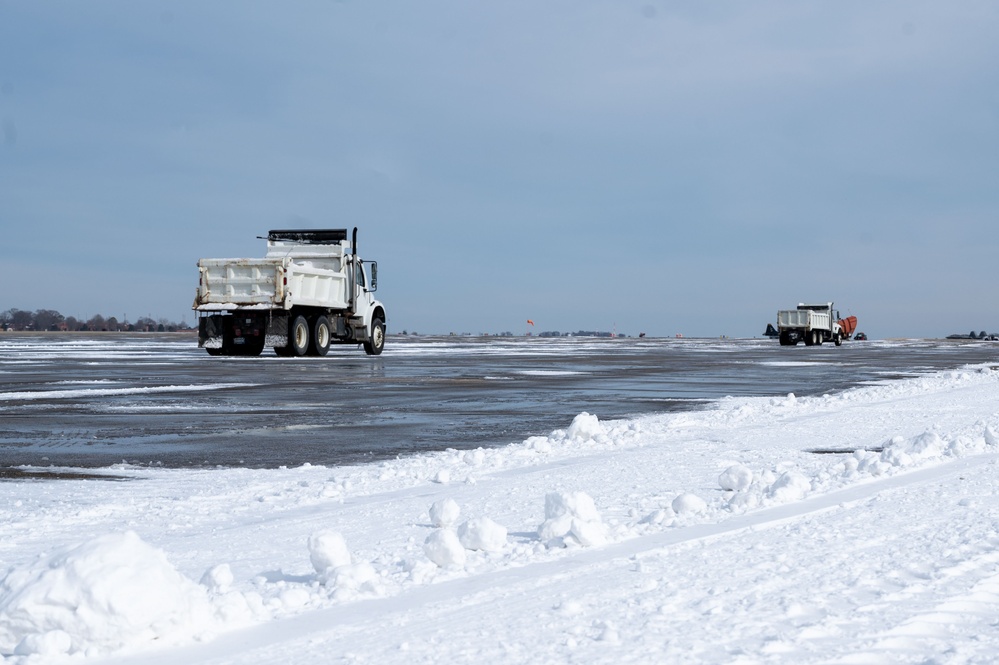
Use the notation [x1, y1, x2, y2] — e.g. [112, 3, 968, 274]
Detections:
[0, 531, 218, 658]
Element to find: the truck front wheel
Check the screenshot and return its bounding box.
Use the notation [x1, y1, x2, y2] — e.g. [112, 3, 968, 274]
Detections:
[364, 318, 385, 356]
[290, 315, 310, 356]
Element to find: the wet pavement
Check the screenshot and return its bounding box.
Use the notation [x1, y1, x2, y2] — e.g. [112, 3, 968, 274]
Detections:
[1, 332, 997, 469]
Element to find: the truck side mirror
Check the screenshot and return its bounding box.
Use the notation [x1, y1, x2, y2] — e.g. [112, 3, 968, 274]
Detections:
[369, 262, 378, 291]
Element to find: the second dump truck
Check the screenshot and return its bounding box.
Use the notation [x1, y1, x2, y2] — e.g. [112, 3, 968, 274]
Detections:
[193, 228, 386, 357]
[777, 302, 857, 347]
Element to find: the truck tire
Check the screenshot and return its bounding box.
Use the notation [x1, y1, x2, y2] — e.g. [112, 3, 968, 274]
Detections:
[779, 331, 794, 346]
[834, 334, 842, 347]
[311, 316, 331, 357]
[814, 330, 823, 346]
[364, 318, 385, 356]
[290, 314, 310, 356]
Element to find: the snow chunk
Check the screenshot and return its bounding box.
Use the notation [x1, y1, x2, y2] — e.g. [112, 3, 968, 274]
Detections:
[13, 630, 72, 658]
[424, 530, 466, 568]
[429, 498, 461, 528]
[880, 430, 946, 468]
[463, 449, 486, 466]
[566, 412, 605, 442]
[328, 562, 379, 594]
[539, 492, 608, 547]
[308, 530, 351, 575]
[525, 436, 552, 453]
[200, 563, 234, 593]
[718, 464, 754, 492]
[768, 472, 811, 503]
[0, 531, 215, 658]
[672, 492, 708, 515]
[457, 517, 508, 552]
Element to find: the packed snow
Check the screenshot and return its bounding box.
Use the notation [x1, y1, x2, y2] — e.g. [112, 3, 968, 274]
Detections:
[4, 362, 999, 663]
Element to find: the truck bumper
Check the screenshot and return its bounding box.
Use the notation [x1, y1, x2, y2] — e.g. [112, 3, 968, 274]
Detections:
[198, 312, 289, 349]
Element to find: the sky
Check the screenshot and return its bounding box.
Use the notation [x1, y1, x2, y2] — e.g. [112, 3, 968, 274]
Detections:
[1, 1, 998, 338]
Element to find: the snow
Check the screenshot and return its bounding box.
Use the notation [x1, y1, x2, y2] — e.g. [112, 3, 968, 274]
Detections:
[0, 384, 251, 402]
[4, 360, 999, 662]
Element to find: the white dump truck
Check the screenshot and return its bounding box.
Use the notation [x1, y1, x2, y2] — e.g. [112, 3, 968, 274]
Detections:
[193, 228, 386, 357]
[776, 302, 857, 347]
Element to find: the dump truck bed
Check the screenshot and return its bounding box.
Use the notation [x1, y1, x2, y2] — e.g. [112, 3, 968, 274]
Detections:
[195, 256, 350, 311]
[777, 309, 832, 332]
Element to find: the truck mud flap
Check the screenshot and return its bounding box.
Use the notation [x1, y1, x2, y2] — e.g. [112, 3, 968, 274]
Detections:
[265, 313, 289, 348]
[199, 315, 224, 349]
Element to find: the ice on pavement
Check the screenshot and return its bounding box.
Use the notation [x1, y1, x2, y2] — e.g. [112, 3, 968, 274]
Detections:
[3, 364, 999, 662]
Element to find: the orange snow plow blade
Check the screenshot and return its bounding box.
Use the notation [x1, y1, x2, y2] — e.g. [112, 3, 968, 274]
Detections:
[838, 316, 858, 338]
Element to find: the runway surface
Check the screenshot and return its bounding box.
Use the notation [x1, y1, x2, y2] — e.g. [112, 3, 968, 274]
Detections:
[1, 333, 996, 469]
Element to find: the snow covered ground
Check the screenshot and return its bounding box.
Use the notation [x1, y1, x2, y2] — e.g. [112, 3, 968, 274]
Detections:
[3, 355, 999, 663]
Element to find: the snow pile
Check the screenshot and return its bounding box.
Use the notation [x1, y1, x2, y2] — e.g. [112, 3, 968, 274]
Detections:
[0, 531, 219, 659]
[423, 500, 507, 565]
[538, 491, 608, 547]
[721, 421, 999, 515]
[308, 530, 379, 596]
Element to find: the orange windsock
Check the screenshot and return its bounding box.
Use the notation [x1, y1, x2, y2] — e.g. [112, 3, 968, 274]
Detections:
[527, 319, 535, 326]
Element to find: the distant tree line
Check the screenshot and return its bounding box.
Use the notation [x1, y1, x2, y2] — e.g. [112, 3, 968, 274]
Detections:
[0, 308, 192, 332]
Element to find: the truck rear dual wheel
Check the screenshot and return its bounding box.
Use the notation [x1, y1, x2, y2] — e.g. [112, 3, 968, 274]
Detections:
[277, 315, 331, 357]
[289, 315, 310, 357]
[310, 316, 331, 357]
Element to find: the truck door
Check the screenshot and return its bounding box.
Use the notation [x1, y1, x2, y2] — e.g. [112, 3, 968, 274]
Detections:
[355, 261, 375, 311]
